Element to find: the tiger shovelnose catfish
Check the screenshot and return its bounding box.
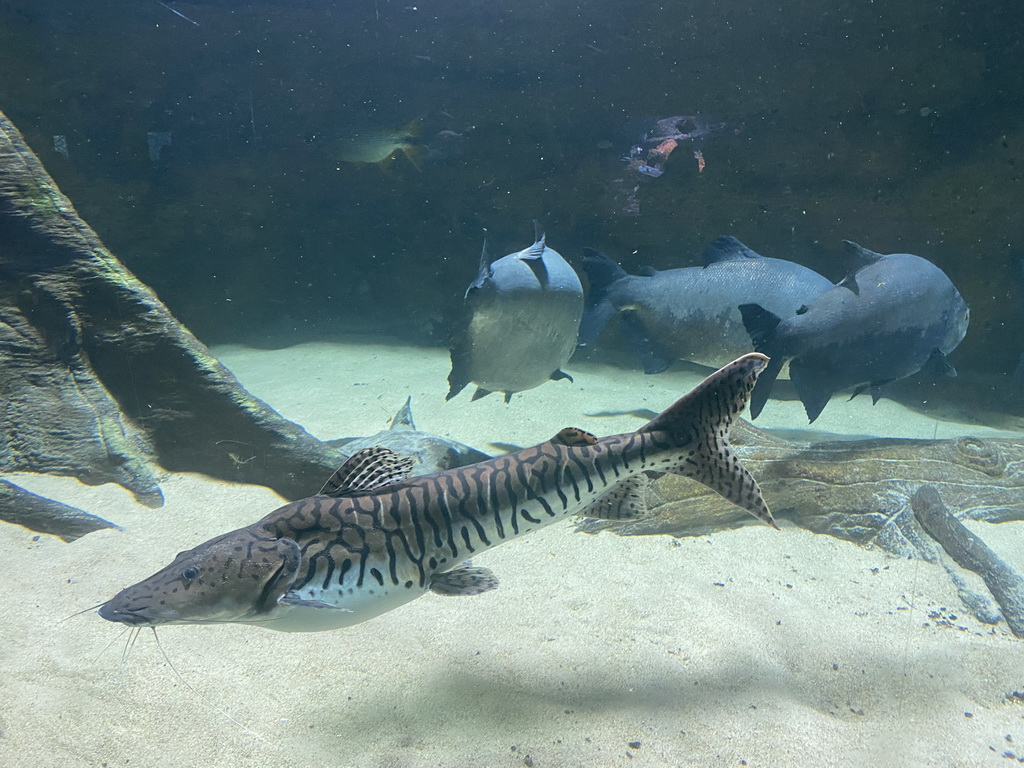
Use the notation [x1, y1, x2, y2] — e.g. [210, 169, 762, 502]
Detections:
[99, 354, 776, 634]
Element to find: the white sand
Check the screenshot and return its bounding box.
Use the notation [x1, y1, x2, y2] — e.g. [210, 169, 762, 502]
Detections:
[2, 341, 1023, 768]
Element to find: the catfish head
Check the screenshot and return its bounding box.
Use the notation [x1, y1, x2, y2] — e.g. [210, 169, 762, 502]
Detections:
[98, 528, 301, 627]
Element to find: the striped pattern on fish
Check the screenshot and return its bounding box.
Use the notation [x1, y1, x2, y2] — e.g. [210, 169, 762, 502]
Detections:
[98, 354, 775, 633]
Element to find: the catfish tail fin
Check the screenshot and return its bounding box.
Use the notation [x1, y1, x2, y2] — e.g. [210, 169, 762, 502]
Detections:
[640, 353, 776, 528]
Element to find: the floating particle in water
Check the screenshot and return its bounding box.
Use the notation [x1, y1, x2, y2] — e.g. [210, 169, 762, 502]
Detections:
[53, 135, 69, 158]
[147, 131, 172, 163]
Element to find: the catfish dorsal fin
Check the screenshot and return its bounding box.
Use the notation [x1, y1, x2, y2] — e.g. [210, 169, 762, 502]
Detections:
[319, 447, 414, 497]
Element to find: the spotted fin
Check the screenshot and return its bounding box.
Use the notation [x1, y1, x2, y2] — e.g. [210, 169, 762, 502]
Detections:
[319, 447, 414, 496]
[639, 353, 777, 529]
[579, 474, 651, 520]
[430, 565, 499, 596]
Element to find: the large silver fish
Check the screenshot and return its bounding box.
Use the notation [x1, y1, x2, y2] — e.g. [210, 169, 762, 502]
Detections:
[580, 236, 834, 374]
[447, 234, 584, 402]
[98, 355, 775, 633]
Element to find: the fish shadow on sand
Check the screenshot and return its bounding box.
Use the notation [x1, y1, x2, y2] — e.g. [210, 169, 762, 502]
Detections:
[307, 644, 988, 753]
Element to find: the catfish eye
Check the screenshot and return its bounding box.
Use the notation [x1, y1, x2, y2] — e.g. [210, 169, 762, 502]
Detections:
[182, 567, 199, 581]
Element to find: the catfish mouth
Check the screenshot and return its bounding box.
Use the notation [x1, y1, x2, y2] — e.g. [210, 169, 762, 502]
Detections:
[98, 601, 159, 627]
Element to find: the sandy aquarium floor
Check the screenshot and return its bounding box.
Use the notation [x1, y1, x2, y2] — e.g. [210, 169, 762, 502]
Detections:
[2, 340, 1024, 768]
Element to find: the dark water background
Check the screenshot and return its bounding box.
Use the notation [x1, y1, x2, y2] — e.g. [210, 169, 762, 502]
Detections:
[1, 0, 1022, 407]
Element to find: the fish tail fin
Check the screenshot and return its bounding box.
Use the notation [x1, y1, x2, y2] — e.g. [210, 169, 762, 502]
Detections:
[579, 248, 628, 345]
[738, 303, 780, 353]
[738, 303, 785, 419]
[639, 353, 776, 528]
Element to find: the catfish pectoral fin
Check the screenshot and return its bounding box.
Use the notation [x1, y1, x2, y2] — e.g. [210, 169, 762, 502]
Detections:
[430, 565, 499, 596]
[279, 595, 353, 611]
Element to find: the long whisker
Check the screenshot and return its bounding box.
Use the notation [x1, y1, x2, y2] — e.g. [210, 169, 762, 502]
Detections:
[123, 626, 143, 664]
[61, 601, 109, 624]
[149, 628, 265, 741]
[92, 627, 132, 665]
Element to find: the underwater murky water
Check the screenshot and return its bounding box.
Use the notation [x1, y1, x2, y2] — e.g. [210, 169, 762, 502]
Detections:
[1, 1, 1023, 766]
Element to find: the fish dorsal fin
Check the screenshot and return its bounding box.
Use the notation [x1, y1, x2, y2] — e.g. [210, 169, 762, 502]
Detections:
[319, 447, 414, 497]
[468, 235, 492, 295]
[842, 240, 885, 266]
[519, 234, 550, 284]
[388, 397, 415, 430]
[701, 235, 764, 266]
[524, 233, 546, 259]
[838, 240, 884, 295]
[552, 427, 598, 446]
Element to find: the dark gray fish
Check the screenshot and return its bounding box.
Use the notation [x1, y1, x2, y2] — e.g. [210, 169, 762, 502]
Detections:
[447, 234, 584, 402]
[580, 236, 833, 373]
[740, 241, 970, 422]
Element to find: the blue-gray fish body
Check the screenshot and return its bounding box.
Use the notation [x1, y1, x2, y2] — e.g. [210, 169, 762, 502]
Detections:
[581, 236, 833, 374]
[447, 235, 584, 402]
[740, 241, 970, 422]
[98, 355, 774, 634]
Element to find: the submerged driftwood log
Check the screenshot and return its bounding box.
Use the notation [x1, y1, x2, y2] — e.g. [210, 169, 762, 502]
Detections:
[0, 108, 341, 534]
[582, 421, 1024, 554]
[0, 479, 118, 542]
[912, 485, 1024, 638]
